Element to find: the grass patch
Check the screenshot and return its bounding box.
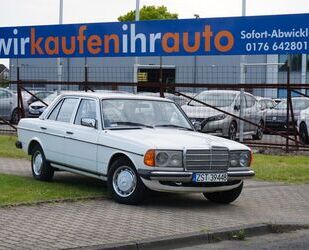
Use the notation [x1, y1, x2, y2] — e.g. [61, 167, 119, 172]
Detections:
[252, 154, 309, 184]
[0, 135, 28, 159]
[0, 173, 106, 207]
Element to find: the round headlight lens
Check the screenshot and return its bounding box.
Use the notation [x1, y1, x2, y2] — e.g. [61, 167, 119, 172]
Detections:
[239, 152, 250, 167]
[170, 153, 182, 166]
[156, 152, 169, 166]
[230, 153, 239, 167]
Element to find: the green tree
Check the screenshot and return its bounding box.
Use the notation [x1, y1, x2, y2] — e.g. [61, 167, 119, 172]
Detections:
[118, 5, 178, 22]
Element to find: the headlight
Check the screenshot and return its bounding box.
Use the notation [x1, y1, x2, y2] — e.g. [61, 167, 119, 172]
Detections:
[239, 152, 250, 167]
[208, 114, 226, 122]
[229, 151, 251, 167]
[144, 150, 183, 167]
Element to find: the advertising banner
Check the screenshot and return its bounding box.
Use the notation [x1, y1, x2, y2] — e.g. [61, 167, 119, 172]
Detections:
[0, 13, 308, 58]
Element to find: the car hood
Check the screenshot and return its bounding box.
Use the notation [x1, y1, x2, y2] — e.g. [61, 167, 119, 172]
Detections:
[266, 109, 301, 118]
[30, 100, 49, 108]
[105, 128, 249, 153]
[181, 105, 230, 119]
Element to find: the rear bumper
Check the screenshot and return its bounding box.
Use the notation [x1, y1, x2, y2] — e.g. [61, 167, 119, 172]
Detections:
[15, 140, 22, 149]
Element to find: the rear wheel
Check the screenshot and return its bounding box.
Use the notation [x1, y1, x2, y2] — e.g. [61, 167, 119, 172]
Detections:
[31, 144, 54, 181]
[108, 158, 146, 205]
[228, 121, 237, 141]
[203, 182, 243, 204]
[10, 108, 20, 124]
[299, 122, 309, 144]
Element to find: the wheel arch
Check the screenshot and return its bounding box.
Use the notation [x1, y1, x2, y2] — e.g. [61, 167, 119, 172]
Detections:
[107, 152, 136, 175]
[27, 138, 43, 155]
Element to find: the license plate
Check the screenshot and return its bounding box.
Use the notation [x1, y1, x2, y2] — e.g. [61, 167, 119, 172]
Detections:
[192, 173, 228, 183]
[30, 110, 40, 114]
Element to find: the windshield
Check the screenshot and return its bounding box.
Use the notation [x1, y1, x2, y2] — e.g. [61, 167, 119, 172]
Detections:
[275, 99, 309, 110]
[189, 92, 236, 107]
[44, 92, 58, 103]
[102, 99, 193, 130]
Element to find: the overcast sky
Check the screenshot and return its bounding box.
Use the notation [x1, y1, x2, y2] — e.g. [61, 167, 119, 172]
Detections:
[1, 0, 309, 67]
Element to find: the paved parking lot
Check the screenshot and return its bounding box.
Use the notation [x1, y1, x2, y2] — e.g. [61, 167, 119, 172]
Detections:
[0, 157, 308, 249]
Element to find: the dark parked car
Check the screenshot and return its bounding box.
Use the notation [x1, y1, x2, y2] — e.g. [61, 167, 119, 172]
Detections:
[265, 97, 309, 131]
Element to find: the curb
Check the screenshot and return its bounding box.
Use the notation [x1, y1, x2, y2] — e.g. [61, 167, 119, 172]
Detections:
[68, 223, 309, 250]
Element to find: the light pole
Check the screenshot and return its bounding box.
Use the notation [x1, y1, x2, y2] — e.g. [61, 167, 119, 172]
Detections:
[133, 0, 140, 92]
[239, 0, 246, 142]
[57, 0, 63, 93]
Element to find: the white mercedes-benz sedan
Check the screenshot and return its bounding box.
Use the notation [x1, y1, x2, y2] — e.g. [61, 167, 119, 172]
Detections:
[16, 92, 254, 205]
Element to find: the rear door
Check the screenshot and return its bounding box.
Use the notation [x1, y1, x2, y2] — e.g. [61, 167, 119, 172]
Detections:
[42, 97, 79, 164]
[245, 94, 258, 132]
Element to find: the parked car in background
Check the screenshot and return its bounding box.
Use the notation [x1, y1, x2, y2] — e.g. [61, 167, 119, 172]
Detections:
[137, 91, 196, 107]
[16, 92, 254, 205]
[28, 92, 58, 117]
[265, 97, 309, 132]
[256, 97, 277, 110]
[298, 107, 309, 144]
[26, 91, 53, 105]
[0, 87, 29, 124]
[181, 90, 265, 141]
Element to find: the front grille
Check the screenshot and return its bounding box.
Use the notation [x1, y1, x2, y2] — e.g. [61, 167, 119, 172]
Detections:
[185, 147, 229, 172]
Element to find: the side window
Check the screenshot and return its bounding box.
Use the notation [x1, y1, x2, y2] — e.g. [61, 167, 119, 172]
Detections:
[56, 98, 79, 123]
[47, 100, 63, 120]
[74, 99, 97, 125]
[245, 95, 256, 108]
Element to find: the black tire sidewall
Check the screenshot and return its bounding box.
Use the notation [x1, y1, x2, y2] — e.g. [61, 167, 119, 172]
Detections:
[31, 144, 54, 181]
[228, 121, 237, 140]
[300, 123, 309, 144]
[107, 158, 146, 205]
[203, 181, 243, 204]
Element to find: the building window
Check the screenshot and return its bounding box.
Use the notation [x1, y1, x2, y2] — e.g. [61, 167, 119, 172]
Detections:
[278, 54, 302, 72]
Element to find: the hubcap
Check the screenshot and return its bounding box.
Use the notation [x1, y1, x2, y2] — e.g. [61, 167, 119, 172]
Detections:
[113, 166, 137, 198]
[33, 151, 43, 176]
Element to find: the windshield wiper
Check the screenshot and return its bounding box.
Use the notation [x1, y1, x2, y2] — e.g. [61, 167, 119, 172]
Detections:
[155, 124, 194, 131]
[113, 122, 154, 128]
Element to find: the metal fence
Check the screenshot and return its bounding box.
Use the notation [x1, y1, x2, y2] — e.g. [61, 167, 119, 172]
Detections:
[2, 64, 309, 152]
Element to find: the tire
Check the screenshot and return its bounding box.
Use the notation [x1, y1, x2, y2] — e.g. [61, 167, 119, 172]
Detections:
[107, 157, 146, 205]
[203, 182, 243, 204]
[252, 120, 264, 140]
[10, 108, 20, 125]
[228, 121, 237, 141]
[299, 122, 309, 144]
[31, 144, 54, 181]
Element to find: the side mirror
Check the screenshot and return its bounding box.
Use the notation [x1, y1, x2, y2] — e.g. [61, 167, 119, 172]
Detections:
[81, 118, 97, 128]
[192, 121, 202, 131]
[234, 105, 240, 111]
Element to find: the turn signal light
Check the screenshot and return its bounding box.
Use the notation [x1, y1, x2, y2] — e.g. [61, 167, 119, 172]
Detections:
[249, 150, 253, 167]
[144, 149, 155, 167]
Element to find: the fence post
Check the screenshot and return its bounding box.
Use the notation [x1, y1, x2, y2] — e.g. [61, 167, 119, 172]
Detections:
[286, 64, 291, 153]
[16, 67, 25, 121]
[159, 56, 164, 98]
[84, 65, 88, 92]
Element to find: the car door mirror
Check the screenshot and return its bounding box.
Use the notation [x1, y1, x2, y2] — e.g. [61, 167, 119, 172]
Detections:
[192, 121, 202, 131]
[81, 118, 97, 128]
[234, 105, 240, 111]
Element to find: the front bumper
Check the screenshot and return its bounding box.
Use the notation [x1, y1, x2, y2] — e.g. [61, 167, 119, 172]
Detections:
[138, 168, 254, 193]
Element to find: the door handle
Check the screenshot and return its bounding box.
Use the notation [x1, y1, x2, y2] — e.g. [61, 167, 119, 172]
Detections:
[66, 131, 74, 135]
[40, 127, 47, 130]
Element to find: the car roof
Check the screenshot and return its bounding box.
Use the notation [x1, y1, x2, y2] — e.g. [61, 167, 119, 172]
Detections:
[199, 90, 253, 96]
[58, 91, 173, 102]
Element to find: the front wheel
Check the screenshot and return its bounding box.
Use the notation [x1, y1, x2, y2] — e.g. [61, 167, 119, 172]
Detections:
[203, 182, 243, 204]
[108, 158, 146, 205]
[10, 108, 21, 124]
[228, 121, 237, 141]
[299, 122, 309, 144]
[31, 144, 54, 181]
